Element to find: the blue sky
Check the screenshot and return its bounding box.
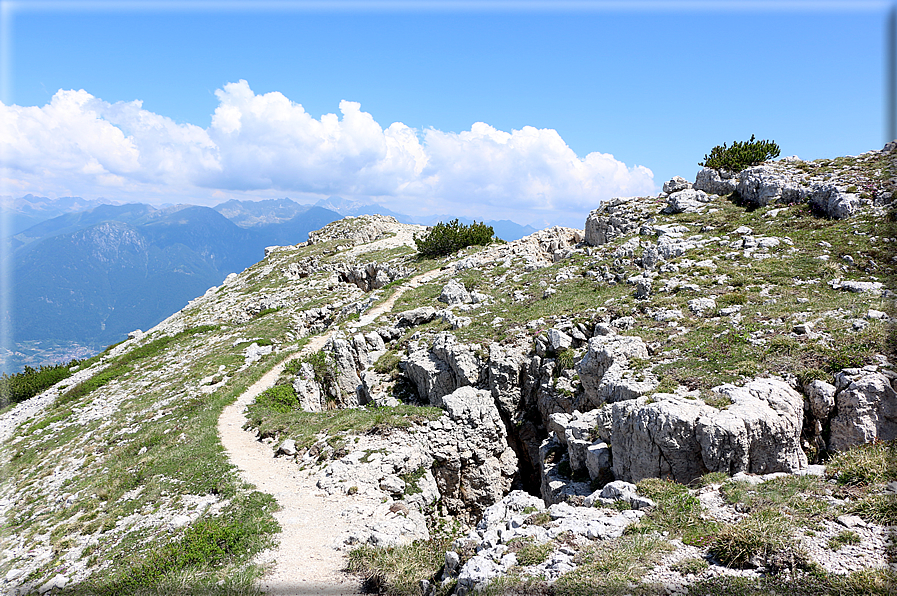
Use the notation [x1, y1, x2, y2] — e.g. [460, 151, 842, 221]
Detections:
[0, 1, 890, 228]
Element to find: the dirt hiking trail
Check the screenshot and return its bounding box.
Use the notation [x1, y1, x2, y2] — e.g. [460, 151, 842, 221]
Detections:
[218, 266, 445, 595]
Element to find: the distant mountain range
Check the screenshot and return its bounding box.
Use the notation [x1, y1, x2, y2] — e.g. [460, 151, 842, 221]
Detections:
[3, 194, 120, 236]
[3, 194, 539, 372]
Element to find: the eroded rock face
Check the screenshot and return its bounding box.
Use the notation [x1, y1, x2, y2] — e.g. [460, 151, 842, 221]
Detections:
[439, 279, 471, 306]
[426, 387, 518, 521]
[539, 434, 592, 505]
[610, 379, 806, 484]
[403, 347, 456, 407]
[403, 332, 483, 406]
[663, 176, 692, 194]
[807, 184, 861, 219]
[488, 343, 534, 426]
[575, 335, 655, 409]
[663, 188, 713, 214]
[292, 362, 325, 412]
[611, 395, 713, 484]
[829, 370, 897, 451]
[694, 167, 737, 195]
[733, 165, 861, 219]
[583, 196, 653, 247]
[736, 166, 807, 207]
[339, 262, 408, 292]
[327, 336, 366, 406]
[697, 379, 807, 477]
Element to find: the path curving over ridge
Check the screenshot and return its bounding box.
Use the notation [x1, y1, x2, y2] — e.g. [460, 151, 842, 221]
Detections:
[217, 265, 445, 595]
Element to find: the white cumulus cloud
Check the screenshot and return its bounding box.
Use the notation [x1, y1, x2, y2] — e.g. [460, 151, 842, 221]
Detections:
[0, 80, 654, 227]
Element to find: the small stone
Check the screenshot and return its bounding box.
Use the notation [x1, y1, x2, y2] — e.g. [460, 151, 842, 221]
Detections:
[634, 278, 652, 300]
[278, 439, 297, 456]
[547, 328, 573, 351]
[5, 569, 22, 581]
[663, 176, 692, 194]
[836, 514, 866, 528]
[687, 297, 716, 315]
[38, 575, 68, 594]
[445, 550, 461, 573]
[793, 322, 815, 336]
[439, 279, 471, 306]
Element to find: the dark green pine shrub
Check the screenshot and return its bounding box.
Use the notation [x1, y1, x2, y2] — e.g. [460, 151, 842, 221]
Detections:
[700, 135, 781, 172]
[255, 384, 299, 413]
[414, 219, 496, 257]
[0, 361, 78, 407]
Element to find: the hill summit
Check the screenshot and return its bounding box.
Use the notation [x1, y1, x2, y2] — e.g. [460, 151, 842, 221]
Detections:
[0, 144, 895, 595]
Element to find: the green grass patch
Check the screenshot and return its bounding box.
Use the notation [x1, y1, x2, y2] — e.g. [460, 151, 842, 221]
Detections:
[348, 532, 454, 596]
[827, 440, 897, 486]
[244, 403, 444, 453]
[507, 537, 552, 566]
[628, 478, 719, 547]
[720, 475, 832, 526]
[552, 534, 672, 596]
[827, 530, 861, 550]
[94, 492, 279, 594]
[671, 557, 708, 575]
[686, 569, 897, 596]
[709, 509, 798, 569]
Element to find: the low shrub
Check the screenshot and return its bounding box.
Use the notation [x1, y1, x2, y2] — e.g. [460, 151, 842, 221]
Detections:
[255, 384, 299, 414]
[414, 219, 496, 257]
[700, 135, 781, 172]
[0, 361, 78, 407]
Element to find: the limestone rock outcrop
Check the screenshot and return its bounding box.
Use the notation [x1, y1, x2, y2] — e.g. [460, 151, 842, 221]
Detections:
[829, 369, 897, 451]
[610, 379, 807, 484]
[426, 386, 519, 521]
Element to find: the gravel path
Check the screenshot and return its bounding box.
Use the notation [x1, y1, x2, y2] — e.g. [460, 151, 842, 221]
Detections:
[218, 264, 445, 595]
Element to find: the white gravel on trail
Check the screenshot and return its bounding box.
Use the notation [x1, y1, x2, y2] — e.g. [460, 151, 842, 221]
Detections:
[218, 266, 446, 595]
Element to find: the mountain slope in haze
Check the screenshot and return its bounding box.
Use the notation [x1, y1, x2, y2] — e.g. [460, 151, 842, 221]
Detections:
[14, 220, 220, 344]
[8, 192, 536, 371]
[8, 204, 342, 369]
[2, 194, 120, 236]
[212, 197, 313, 226]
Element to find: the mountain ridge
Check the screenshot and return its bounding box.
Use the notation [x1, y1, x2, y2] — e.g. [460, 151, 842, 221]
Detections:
[0, 144, 894, 594]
